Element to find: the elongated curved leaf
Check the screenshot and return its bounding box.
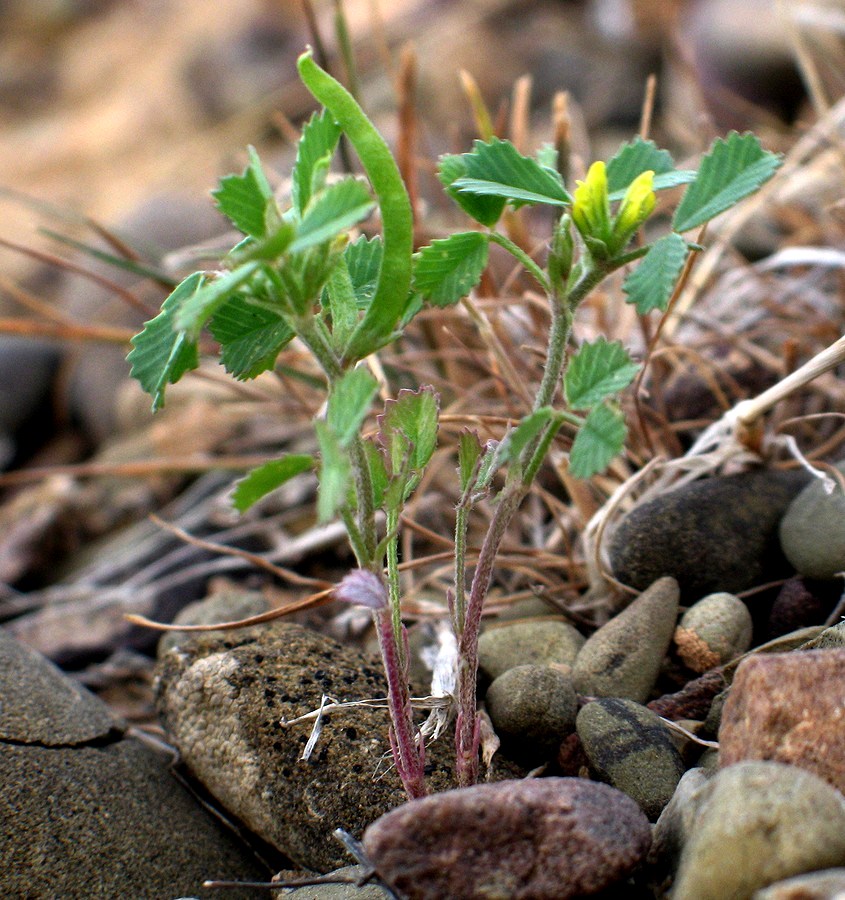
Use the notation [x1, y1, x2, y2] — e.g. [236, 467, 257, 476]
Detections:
[564, 338, 640, 410]
[127, 272, 202, 411]
[232, 454, 314, 512]
[413, 232, 489, 307]
[569, 403, 627, 479]
[622, 232, 688, 314]
[673, 131, 781, 232]
[210, 295, 294, 380]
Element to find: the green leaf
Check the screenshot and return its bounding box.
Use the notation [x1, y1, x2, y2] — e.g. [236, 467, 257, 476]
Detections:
[451, 138, 571, 207]
[378, 386, 439, 476]
[175, 261, 261, 338]
[438, 154, 506, 227]
[363, 438, 388, 508]
[292, 109, 342, 215]
[210, 294, 294, 380]
[344, 234, 383, 309]
[327, 367, 379, 446]
[673, 131, 781, 233]
[569, 403, 627, 479]
[212, 146, 275, 238]
[413, 232, 489, 307]
[606, 138, 675, 194]
[127, 272, 202, 411]
[499, 408, 556, 464]
[231, 455, 314, 512]
[290, 178, 374, 253]
[622, 233, 688, 314]
[458, 429, 483, 493]
[315, 419, 351, 522]
[564, 338, 640, 410]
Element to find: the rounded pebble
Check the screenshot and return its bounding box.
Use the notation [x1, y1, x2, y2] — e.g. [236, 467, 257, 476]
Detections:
[674, 592, 753, 672]
[573, 576, 680, 702]
[576, 697, 686, 820]
[672, 761, 845, 900]
[477, 620, 584, 681]
[780, 461, 845, 579]
[363, 778, 652, 900]
[485, 664, 578, 762]
[754, 868, 845, 899]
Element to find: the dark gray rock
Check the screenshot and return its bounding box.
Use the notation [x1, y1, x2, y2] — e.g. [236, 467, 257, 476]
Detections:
[363, 778, 652, 900]
[779, 462, 845, 579]
[572, 576, 680, 702]
[609, 470, 808, 599]
[477, 619, 584, 680]
[155, 623, 460, 872]
[672, 761, 845, 900]
[485, 664, 578, 763]
[576, 697, 686, 820]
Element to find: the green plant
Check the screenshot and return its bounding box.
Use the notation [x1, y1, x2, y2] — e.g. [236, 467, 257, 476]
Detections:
[127, 48, 780, 798]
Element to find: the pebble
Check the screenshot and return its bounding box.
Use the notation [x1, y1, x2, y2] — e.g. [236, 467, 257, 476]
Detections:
[362, 778, 652, 900]
[485, 664, 578, 763]
[754, 868, 845, 899]
[649, 767, 712, 874]
[0, 629, 268, 897]
[572, 576, 680, 702]
[609, 470, 808, 599]
[780, 462, 845, 579]
[477, 620, 584, 681]
[802, 620, 845, 650]
[672, 761, 845, 900]
[274, 865, 393, 898]
[576, 697, 686, 820]
[719, 649, 845, 793]
[767, 577, 841, 639]
[674, 592, 753, 672]
[155, 623, 461, 872]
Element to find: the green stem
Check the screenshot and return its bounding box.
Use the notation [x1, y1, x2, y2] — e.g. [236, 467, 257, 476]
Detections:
[385, 507, 403, 652]
[488, 232, 551, 294]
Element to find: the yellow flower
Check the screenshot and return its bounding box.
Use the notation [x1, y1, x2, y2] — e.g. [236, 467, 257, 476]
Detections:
[611, 170, 656, 252]
[571, 161, 611, 246]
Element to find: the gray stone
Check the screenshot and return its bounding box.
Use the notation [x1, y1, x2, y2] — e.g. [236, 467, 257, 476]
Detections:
[754, 868, 845, 899]
[649, 767, 712, 873]
[610, 470, 807, 600]
[576, 697, 686, 820]
[477, 620, 584, 680]
[780, 462, 845, 579]
[672, 761, 845, 900]
[155, 623, 460, 872]
[0, 627, 118, 745]
[674, 592, 753, 673]
[363, 778, 652, 900]
[485, 664, 578, 762]
[573, 576, 680, 702]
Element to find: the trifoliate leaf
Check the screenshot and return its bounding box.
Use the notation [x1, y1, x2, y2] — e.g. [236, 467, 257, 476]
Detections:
[438, 154, 506, 227]
[451, 138, 571, 207]
[327, 367, 379, 446]
[209, 294, 294, 380]
[569, 403, 627, 479]
[292, 110, 341, 215]
[622, 232, 688, 314]
[175, 261, 261, 338]
[564, 338, 640, 410]
[344, 234, 383, 309]
[290, 178, 374, 253]
[673, 131, 781, 233]
[127, 272, 202, 412]
[231, 454, 315, 513]
[212, 146, 276, 238]
[315, 419, 351, 522]
[413, 232, 489, 307]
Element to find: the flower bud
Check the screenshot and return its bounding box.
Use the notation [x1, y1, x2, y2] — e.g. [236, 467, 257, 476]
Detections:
[548, 214, 574, 293]
[571, 161, 612, 249]
[335, 568, 388, 610]
[610, 170, 656, 253]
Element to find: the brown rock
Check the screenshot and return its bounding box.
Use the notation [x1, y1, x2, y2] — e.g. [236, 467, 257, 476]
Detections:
[719, 649, 845, 793]
[363, 778, 651, 900]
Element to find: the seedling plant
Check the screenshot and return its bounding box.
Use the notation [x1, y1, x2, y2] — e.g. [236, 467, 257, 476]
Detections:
[128, 48, 780, 799]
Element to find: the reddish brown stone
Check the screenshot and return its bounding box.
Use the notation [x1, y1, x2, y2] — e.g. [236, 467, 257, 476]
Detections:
[363, 778, 651, 900]
[719, 649, 845, 793]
